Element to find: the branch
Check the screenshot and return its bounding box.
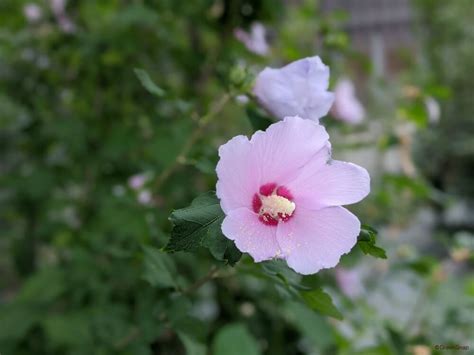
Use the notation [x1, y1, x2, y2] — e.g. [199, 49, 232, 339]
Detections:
[154, 93, 231, 190]
[182, 265, 219, 295]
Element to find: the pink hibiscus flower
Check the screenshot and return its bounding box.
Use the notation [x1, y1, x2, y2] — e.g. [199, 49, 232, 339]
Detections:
[331, 79, 365, 124]
[216, 116, 370, 274]
[23, 3, 43, 23]
[253, 56, 334, 122]
[234, 22, 269, 56]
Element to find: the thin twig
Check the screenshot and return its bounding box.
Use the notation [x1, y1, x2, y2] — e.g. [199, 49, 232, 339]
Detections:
[154, 93, 231, 190]
[182, 265, 219, 295]
[114, 327, 140, 349]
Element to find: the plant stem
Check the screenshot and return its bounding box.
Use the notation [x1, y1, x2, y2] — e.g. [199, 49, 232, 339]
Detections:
[114, 327, 140, 349]
[154, 93, 231, 190]
[182, 265, 219, 294]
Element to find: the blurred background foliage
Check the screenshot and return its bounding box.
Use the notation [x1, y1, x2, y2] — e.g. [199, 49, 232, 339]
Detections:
[0, 0, 473, 354]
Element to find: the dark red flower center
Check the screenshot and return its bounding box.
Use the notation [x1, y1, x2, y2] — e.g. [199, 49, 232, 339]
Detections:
[252, 183, 295, 226]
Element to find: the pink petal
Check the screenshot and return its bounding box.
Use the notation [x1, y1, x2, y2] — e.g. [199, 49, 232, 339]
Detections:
[277, 207, 360, 274]
[250, 116, 329, 184]
[216, 135, 260, 213]
[331, 79, 365, 124]
[253, 56, 334, 121]
[288, 159, 370, 210]
[234, 22, 269, 56]
[221, 208, 281, 262]
[304, 91, 335, 122]
[335, 267, 364, 299]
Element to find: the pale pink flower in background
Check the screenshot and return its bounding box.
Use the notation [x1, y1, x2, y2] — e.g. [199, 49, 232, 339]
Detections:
[425, 96, 440, 123]
[234, 22, 269, 56]
[128, 174, 148, 190]
[23, 3, 42, 23]
[57, 17, 76, 33]
[335, 267, 364, 299]
[253, 56, 334, 122]
[50, 0, 65, 14]
[49, 0, 76, 33]
[235, 95, 250, 105]
[331, 79, 365, 124]
[216, 116, 370, 274]
[138, 190, 152, 205]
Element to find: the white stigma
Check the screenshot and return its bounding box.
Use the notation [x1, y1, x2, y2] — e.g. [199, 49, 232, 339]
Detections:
[260, 194, 296, 219]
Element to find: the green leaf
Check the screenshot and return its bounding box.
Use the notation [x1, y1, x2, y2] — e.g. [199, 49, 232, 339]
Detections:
[222, 243, 243, 266]
[177, 332, 206, 355]
[212, 323, 261, 355]
[42, 312, 93, 348]
[382, 174, 430, 198]
[386, 325, 406, 355]
[142, 246, 177, 288]
[172, 306, 208, 355]
[134, 68, 165, 97]
[425, 84, 451, 99]
[398, 101, 428, 127]
[284, 302, 335, 350]
[359, 243, 387, 259]
[166, 191, 242, 265]
[354, 345, 392, 355]
[260, 259, 309, 292]
[300, 288, 343, 320]
[357, 224, 387, 259]
[0, 305, 42, 342]
[246, 106, 274, 131]
[166, 192, 223, 252]
[17, 267, 65, 304]
[403, 256, 437, 275]
[465, 277, 474, 297]
[202, 217, 242, 266]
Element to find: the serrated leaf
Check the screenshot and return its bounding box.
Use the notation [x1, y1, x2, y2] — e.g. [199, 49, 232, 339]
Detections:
[258, 260, 311, 295]
[166, 191, 242, 265]
[222, 243, 243, 266]
[357, 224, 387, 259]
[246, 106, 274, 131]
[212, 323, 261, 355]
[202, 222, 242, 266]
[359, 243, 387, 259]
[165, 192, 223, 252]
[134, 68, 165, 97]
[300, 288, 343, 320]
[142, 246, 177, 288]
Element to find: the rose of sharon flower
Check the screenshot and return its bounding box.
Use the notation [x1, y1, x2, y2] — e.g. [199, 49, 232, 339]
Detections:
[216, 116, 370, 274]
[335, 267, 364, 299]
[138, 190, 152, 206]
[49, 0, 76, 33]
[253, 56, 334, 122]
[331, 79, 365, 124]
[234, 22, 269, 56]
[23, 3, 43, 23]
[128, 173, 148, 190]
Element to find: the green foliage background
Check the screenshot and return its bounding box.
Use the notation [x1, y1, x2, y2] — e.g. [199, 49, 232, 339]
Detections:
[1, 1, 473, 354]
